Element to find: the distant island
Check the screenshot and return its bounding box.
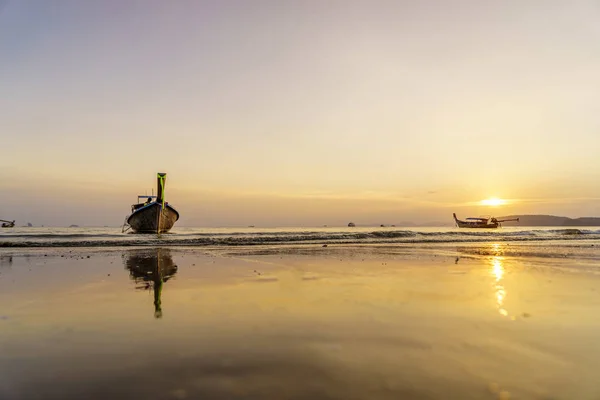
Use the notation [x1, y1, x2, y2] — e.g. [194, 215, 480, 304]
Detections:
[498, 215, 600, 227]
[360, 215, 600, 228]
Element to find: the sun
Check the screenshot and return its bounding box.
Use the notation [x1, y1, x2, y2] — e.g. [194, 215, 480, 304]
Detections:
[481, 197, 507, 207]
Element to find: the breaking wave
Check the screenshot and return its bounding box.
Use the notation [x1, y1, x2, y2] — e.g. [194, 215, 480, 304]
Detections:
[1, 227, 600, 248]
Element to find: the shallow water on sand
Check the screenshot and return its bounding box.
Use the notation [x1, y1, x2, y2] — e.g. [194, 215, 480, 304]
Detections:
[2, 226, 600, 247]
[1, 244, 600, 399]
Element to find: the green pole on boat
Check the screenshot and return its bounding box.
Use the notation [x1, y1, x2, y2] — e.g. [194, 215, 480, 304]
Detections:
[156, 173, 167, 234]
[157, 173, 166, 209]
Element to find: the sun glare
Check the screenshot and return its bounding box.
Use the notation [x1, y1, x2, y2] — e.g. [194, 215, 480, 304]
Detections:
[480, 197, 507, 207]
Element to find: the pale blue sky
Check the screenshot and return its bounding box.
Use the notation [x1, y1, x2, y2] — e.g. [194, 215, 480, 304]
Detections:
[1, 1, 599, 226]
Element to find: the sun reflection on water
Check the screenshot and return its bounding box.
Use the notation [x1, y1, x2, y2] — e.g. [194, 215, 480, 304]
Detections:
[491, 243, 502, 256]
[491, 252, 508, 317]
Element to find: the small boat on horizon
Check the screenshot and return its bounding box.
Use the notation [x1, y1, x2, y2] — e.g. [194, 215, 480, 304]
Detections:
[453, 213, 519, 229]
[1, 219, 15, 228]
[124, 173, 180, 234]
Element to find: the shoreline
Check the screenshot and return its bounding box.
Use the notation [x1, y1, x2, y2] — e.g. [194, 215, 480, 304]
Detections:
[2, 226, 600, 250]
[2, 239, 599, 261]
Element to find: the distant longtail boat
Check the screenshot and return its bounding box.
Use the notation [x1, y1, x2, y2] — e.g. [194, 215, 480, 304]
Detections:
[453, 213, 518, 229]
[1, 219, 15, 228]
[124, 173, 179, 234]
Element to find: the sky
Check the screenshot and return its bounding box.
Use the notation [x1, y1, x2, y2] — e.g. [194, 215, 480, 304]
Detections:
[1, 0, 599, 226]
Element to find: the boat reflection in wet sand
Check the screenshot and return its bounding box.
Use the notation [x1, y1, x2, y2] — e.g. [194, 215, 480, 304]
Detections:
[453, 213, 519, 229]
[124, 249, 178, 318]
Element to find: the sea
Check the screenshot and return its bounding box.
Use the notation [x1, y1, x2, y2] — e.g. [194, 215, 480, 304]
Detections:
[1, 226, 599, 248]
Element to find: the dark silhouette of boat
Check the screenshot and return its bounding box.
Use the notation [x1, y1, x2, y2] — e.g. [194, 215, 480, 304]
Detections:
[125, 173, 179, 234]
[453, 213, 519, 229]
[1, 219, 15, 228]
[124, 249, 178, 318]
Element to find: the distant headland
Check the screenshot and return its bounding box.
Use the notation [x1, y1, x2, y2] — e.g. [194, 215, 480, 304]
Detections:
[364, 215, 600, 228]
[497, 215, 600, 227]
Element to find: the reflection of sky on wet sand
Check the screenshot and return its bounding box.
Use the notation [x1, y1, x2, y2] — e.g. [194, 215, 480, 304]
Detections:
[1, 247, 600, 399]
[0, 255, 13, 267]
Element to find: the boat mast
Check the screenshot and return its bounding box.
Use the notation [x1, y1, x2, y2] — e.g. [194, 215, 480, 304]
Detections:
[156, 173, 167, 234]
[156, 173, 166, 207]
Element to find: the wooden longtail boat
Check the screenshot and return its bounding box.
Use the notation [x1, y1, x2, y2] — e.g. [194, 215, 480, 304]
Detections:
[125, 173, 179, 234]
[1, 219, 15, 228]
[453, 213, 519, 229]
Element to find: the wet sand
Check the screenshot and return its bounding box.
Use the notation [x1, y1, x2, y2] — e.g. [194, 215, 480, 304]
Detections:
[1, 244, 600, 399]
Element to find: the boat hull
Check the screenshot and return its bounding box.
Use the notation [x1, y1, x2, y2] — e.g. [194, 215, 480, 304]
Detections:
[127, 203, 179, 234]
[453, 213, 499, 229]
[455, 220, 499, 229]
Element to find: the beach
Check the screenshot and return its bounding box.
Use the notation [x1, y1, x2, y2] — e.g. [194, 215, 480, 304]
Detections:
[1, 241, 600, 399]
